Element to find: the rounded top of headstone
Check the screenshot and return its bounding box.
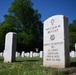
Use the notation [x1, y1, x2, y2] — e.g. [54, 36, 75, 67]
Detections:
[6, 32, 17, 35]
[44, 15, 67, 23]
[5, 32, 17, 37]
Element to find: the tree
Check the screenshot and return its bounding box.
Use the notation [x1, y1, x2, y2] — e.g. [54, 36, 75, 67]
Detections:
[69, 20, 76, 51]
[0, 22, 1, 26]
[8, 0, 42, 31]
[1, 0, 43, 52]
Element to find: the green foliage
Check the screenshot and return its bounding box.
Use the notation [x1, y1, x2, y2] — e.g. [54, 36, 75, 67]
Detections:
[69, 20, 76, 50]
[0, 0, 43, 52]
[18, 31, 35, 46]
[0, 24, 15, 34]
[8, 0, 42, 31]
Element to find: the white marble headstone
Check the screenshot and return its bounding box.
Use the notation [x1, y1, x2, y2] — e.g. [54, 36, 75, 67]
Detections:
[30, 51, 33, 57]
[71, 51, 75, 57]
[40, 51, 43, 58]
[33, 52, 36, 57]
[43, 15, 70, 68]
[21, 51, 25, 57]
[26, 52, 29, 57]
[16, 52, 20, 57]
[16, 52, 18, 57]
[4, 32, 17, 62]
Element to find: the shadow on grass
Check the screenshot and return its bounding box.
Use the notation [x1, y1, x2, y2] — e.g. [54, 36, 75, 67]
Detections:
[70, 62, 76, 67]
[0, 58, 4, 62]
[16, 59, 39, 62]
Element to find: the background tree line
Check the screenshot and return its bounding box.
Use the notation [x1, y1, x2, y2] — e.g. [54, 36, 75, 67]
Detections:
[0, 0, 76, 52]
[69, 20, 76, 51]
[0, 0, 43, 53]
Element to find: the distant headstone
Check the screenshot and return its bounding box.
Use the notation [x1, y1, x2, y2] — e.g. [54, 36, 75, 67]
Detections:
[16, 52, 20, 57]
[16, 52, 18, 57]
[4, 32, 17, 62]
[40, 51, 43, 58]
[33, 52, 36, 57]
[30, 51, 33, 57]
[71, 51, 75, 57]
[35, 53, 39, 57]
[26, 52, 29, 57]
[21, 51, 25, 57]
[43, 15, 70, 68]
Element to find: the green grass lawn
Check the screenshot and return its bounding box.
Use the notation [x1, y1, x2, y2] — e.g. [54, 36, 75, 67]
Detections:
[0, 57, 76, 75]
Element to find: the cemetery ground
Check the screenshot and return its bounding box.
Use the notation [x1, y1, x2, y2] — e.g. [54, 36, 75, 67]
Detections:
[0, 57, 76, 75]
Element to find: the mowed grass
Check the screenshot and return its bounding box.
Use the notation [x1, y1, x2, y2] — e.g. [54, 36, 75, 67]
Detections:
[0, 57, 76, 75]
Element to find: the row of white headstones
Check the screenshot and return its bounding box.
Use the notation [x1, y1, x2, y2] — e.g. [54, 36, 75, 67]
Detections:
[21, 51, 43, 58]
[1, 51, 76, 58]
[0, 51, 43, 58]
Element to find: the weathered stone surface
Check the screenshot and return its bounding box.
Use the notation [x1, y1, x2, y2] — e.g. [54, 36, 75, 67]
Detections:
[43, 15, 70, 68]
[4, 32, 17, 62]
